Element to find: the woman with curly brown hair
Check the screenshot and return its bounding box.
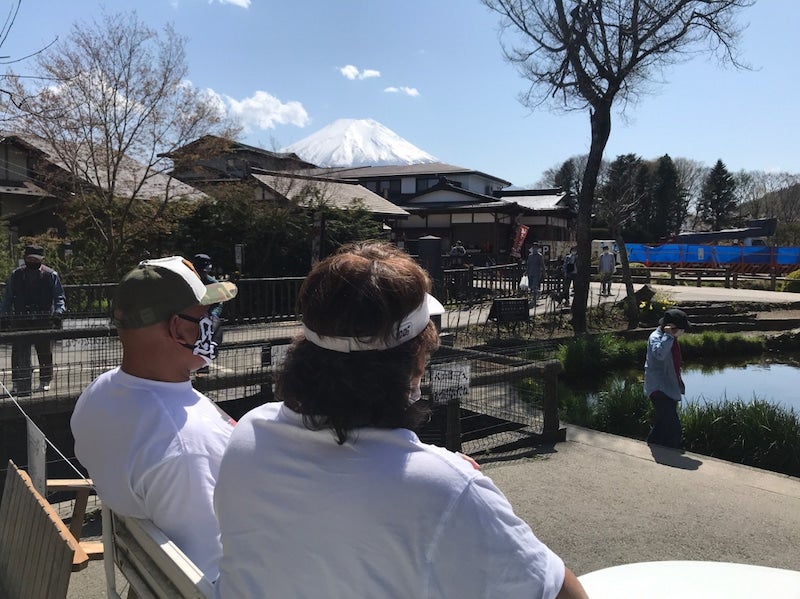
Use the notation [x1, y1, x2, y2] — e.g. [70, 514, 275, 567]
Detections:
[214, 242, 587, 599]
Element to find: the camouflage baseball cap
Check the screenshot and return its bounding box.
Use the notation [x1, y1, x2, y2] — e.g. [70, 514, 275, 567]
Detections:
[112, 256, 237, 329]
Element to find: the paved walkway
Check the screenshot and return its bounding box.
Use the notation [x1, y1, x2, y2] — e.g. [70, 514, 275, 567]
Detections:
[66, 425, 800, 597]
[484, 427, 800, 577]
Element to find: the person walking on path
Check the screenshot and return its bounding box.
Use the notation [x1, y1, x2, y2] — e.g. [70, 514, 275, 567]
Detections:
[562, 246, 577, 305]
[449, 239, 467, 267]
[644, 308, 691, 449]
[527, 242, 546, 302]
[214, 242, 589, 599]
[0, 244, 66, 395]
[598, 245, 616, 296]
[71, 256, 238, 581]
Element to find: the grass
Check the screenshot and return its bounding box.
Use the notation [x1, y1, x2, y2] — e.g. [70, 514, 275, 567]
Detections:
[683, 397, 800, 477]
[556, 331, 765, 380]
[556, 333, 646, 378]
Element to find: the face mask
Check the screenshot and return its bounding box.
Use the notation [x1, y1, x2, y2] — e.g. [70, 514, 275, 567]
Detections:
[408, 379, 422, 406]
[675, 329, 685, 337]
[24, 261, 41, 270]
[178, 314, 217, 366]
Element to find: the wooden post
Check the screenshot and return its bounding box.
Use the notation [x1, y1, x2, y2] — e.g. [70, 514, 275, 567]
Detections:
[27, 420, 47, 497]
[445, 400, 462, 453]
[542, 361, 565, 442]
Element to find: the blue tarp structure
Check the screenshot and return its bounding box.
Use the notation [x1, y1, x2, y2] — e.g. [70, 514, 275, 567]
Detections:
[625, 244, 800, 267]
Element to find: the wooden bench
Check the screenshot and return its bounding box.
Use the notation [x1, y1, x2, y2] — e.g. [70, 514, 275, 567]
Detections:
[46, 477, 104, 562]
[0, 460, 90, 599]
[103, 506, 213, 599]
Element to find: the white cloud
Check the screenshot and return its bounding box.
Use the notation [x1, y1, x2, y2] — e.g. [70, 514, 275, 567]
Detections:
[210, 0, 251, 7]
[339, 65, 381, 80]
[208, 89, 310, 131]
[384, 86, 420, 97]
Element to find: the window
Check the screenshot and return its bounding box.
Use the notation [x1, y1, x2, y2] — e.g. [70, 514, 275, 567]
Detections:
[378, 179, 401, 197]
[0, 145, 28, 183]
[416, 177, 439, 193]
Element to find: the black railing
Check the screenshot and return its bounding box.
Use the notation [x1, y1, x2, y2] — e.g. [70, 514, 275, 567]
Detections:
[1, 278, 306, 324]
[441, 263, 566, 305]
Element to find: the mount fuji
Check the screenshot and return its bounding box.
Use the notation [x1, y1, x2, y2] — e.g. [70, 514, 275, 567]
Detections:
[282, 118, 438, 168]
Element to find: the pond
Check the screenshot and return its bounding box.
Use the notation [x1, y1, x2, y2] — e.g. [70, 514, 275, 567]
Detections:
[681, 358, 800, 413]
[598, 356, 800, 414]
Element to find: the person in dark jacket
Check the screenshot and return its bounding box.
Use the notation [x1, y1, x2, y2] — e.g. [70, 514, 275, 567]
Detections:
[191, 254, 224, 375]
[0, 245, 66, 395]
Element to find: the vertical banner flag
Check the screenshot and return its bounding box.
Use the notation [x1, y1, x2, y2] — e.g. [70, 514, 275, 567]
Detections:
[510, 224, 529, 258]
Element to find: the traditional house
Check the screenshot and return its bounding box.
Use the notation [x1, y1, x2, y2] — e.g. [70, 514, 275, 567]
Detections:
[306, 164, 576, 264]
[164, 138, 409, 227]
[166, 137, 576, 264]
[0, 133, 205, 249]
[163, 135, 316, 188]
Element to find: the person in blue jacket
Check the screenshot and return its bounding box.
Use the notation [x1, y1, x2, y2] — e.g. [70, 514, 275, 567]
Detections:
[644, 308, 691, 449]
[0, 245, 66, 395]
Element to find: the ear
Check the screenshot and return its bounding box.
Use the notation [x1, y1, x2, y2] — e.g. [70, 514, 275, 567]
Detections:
[168, 315, 194, 345]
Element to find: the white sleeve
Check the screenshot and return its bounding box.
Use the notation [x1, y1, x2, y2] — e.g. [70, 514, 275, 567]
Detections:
[427, 475, 565, 599]
[138, 453, 223, 581]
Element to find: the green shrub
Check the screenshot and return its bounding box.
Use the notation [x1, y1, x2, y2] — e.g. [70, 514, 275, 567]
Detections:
[627, 261, 650, 279]
[679, 331, 765, 360]
[557, 333, 645, 378]
[558, 382, 593, 427]
[637, 293, 677, 326]
[780, 269, 800, 293]
[682, 398, 800, 477]
[592, 378, 651, 438]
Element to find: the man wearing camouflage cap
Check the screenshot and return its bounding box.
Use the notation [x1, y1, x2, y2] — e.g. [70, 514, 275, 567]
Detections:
[71, 256, 237, 580]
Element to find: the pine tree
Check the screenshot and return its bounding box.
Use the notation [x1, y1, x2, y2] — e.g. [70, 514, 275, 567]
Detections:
[650, 155, 687, 239]
[699, 160, 738, 230]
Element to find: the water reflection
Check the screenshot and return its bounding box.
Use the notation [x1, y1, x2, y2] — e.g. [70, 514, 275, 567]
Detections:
[681, 359, 800, 413]
[602, 357, 800, 413]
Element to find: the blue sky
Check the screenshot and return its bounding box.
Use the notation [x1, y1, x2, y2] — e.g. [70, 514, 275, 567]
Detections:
[2, 0, 798, 187]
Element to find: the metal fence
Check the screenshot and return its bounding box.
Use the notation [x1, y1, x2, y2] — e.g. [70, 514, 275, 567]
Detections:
[0, 267, 574, 495]
[440, 263, 565, 305]
[0, 277, 307, 323]
[418, 341, 563, 454]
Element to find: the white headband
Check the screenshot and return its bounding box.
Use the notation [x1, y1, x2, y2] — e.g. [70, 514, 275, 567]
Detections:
[302, 293, 445, 353]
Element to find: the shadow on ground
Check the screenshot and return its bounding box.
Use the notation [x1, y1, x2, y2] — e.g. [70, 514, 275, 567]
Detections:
[649, 444, 703, 470]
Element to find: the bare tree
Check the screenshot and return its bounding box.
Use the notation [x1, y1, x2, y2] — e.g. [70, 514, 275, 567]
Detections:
[482, 0, 753, 333]
[597, 153, 646, 326]
[5, 11, 239, 277]
[673, 157, 708, 228]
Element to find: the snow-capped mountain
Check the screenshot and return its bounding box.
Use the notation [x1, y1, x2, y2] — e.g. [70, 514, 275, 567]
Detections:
[282, 118, 438, 168]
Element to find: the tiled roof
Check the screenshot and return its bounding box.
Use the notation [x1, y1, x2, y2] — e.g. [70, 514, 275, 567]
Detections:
[301, 162, 512, 186]
[251, 173, 409, 217]
[3, 132, 206, 201]
[502, 191, 570, 211]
